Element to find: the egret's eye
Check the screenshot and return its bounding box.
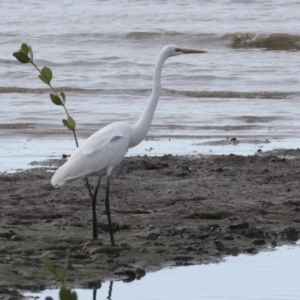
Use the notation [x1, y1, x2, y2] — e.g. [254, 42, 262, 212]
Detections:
[174, 48, 181, 52]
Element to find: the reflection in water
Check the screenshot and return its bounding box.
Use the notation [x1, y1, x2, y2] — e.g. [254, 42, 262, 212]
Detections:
[24, 244, 300, 299]
[41, 280, 113, 300]
[107, 281, 113, 300]
[93, 281, 113, 300]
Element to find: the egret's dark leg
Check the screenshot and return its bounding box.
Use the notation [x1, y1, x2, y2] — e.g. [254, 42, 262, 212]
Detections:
[85, 177, 93, 199]
[92, 176, 102, 240]
[105, 176, 115, 246]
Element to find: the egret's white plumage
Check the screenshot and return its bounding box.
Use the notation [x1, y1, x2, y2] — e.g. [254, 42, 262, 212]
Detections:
[51, 121, 131, 186]
[50, 45, 207, 243]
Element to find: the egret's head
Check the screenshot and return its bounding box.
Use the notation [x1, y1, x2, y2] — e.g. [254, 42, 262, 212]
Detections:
[163, 44, 207, 57]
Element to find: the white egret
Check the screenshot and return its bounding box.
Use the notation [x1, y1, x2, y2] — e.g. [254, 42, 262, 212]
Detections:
[51, 45, 207, 245]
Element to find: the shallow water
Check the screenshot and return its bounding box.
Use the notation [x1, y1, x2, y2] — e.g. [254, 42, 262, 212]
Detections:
[24, 243, 300, 300]
[1, 0, 300, 171]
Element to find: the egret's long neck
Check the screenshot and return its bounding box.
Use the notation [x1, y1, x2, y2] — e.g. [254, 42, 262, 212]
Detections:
[129, 51, 168, 148]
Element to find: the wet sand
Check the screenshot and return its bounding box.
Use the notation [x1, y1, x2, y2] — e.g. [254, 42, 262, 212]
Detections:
[1, 149, 300, 299]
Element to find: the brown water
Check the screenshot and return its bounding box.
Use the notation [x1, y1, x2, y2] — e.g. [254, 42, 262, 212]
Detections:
[1, 0, 300, 171]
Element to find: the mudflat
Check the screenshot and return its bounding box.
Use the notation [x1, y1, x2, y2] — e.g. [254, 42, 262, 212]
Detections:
[1, 149, 300, 298]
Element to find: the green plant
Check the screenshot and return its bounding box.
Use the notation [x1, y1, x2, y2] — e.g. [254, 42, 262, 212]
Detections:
[13, 43, 92, 198]
[13, 44, 78, 143]
[43, 254, 77, 300]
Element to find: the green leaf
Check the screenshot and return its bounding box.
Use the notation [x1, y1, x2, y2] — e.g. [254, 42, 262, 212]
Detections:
[21, 43, 29, 55]
[38, 74, 49, 85]
[60, 287, 77, 300]
[41, 67, 52, 82]
[59, 286, 68, 300]
[43, 260, 59, 279]
[62, 117, 76, 131]
[28, 45, 33, 60]
[62, 119, 68, 127]
[59, 287, 77, 300]
[50, 93, 63, 105]
[60, 92, 66, 104]
[39, 66, 53, 85]
[13, 51, 30, 64]
[71, 291, 77, 300]
[67, 116, 76, 130]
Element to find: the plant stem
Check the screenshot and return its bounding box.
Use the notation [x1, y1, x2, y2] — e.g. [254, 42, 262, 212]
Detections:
[30, 59, 93, 199]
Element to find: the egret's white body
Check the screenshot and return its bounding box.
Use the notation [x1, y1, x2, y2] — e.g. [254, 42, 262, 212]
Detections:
[51, 45, 207, 244]
[51, 121, 132, 185]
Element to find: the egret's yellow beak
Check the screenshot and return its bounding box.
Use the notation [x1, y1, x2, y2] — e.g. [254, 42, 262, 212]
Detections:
[181, 48, 207, 54]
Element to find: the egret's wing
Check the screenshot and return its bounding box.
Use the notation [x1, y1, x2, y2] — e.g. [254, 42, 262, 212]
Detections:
[80, 126, 122, 156]
[51, 122, 131, 186]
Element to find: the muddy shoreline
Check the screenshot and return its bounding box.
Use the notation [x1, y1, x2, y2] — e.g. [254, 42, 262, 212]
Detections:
[1, 150, 300, 299]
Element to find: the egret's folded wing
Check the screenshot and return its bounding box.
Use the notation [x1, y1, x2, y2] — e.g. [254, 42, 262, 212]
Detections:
[51, 123, 131, 187]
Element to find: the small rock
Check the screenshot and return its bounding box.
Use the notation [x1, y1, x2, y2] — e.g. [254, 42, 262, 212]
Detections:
[282, 227, 298, 241]
[98, 222, 119, 233]
[229, 222, 249, 230]
[135, 268, 146, 279]
[225, 247, 240, 256]
[214, 240, 225, 251]
[139, 247, 148, 253]
[252, 239, 265, 246]
[91, 253, 107, 262]
[242, 226, 265, 238]
[41, 250, 66, 259]
[70, 221, 86, 228]
[185, 246, 196, 252]
[146, 232, 160, 241]
[89, 246, 124, 255]
[228, 215, 242, 221]
[244, 247, 258, 254]
[83, 280, 102, 289]
[119, 223, 130, 231]
[147, 225, 156, 230]
[11, 235, 24, 241]
[114, 269, 136, 279]
[189, 232, 209, 240]
[271, 240, 277, 247]
[0, 230, 17, 239]
[166, 227, 179, 236]
[88, 240, 103, 246]
[17, 269, 30, 277]
[22, 249, 34, 256]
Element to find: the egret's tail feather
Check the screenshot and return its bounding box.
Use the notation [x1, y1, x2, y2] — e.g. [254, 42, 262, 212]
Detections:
[51, 155, 95, 187]
[51, 170, 66, 188]
[51, 162, 71, 188]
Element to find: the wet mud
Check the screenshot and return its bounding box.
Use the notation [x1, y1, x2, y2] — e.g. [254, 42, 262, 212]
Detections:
[1, 149, 300, 299]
